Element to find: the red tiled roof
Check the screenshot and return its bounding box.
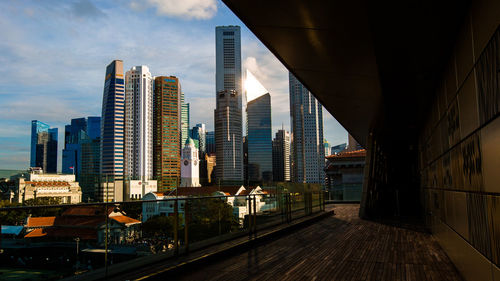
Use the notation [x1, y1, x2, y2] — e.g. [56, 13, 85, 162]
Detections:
[112, 215, 141, 225]
[25, 181, 71, 187]
[326, 149, 366, 159]
[62, 205, 114, 216]
[25, 227, 97, 240]
[26, 217, 56, 227]
[173, 186, 243, 196]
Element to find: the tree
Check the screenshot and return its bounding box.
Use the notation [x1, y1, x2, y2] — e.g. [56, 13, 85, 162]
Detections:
[0, 200, 25, 225]
[142, 215, 177, 238]
[187, 198, 239, 242]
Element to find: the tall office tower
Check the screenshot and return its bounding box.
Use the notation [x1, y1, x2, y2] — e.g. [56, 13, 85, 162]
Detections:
[100, 60, 125, 201]
[30, 120, 58, 173]
[205, 131, 215, 154]
[124, 65, 154, 181]
[289, 72, 325, 184]
[214, 25, 243, 185]
[81, 117, 101, 202]
[190, 123, 206, 155]
[62, 117, 101, 177]
[153, 76, 182, 191]
[181, 91, 190, 148]
[273, 129, 291, 182]
[324, 139, 331, 160]
[247, 93, 272, 182]
[61, 117, 101, 201]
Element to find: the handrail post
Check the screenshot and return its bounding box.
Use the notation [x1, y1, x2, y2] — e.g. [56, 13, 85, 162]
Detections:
[174, 198, 179, 256]
[184, 199, 189, 254]
[248, 196, 252, 237]
[253, 194, 257, 236]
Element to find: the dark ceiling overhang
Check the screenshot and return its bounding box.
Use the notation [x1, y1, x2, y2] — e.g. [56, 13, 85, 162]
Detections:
[222, 0, 469, 148]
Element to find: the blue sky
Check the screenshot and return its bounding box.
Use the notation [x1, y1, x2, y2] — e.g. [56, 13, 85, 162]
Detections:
[0, 0, 347, 170]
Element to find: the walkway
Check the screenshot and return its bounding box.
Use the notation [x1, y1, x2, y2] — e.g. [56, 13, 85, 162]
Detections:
[170, 204, 463, 281]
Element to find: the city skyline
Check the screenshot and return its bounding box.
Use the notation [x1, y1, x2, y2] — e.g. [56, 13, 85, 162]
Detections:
[0, 0, 347, 170]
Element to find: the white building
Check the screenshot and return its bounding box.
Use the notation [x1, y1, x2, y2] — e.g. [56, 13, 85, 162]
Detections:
[129, 179, 157, 200]
[180, 137, 201, 187]
[125, 65, 154, 181]
[141, 186, 276, 224]
[6, 171, 82, 204]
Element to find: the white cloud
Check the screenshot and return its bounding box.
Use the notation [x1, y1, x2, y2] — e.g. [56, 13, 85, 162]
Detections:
[132, 0, 217, 20]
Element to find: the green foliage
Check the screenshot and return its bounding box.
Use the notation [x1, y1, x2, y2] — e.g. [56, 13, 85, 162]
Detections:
[0, 200, 25, 225]
[187, 198, 239, 242]
[142, 215, 177, 238]
[24, 197, 63, 217]
[119, 201, 142, 220]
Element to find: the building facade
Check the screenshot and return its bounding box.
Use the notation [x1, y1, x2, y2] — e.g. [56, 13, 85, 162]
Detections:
[206, 131, 215, 155]
[289, 72, 325, 184]
[61, 117, 101, 202]
[153, 76, 182, 191]
[100, 60, 125, 201]
[190, 123, 206, 155]
[30, 120, 58, 173]
[272, 129, 291, 182]
[124, 65, 154, 181]
[214, 26, 243, 185]
[181, 91, 190, 148]
[246, 93, 272, 183]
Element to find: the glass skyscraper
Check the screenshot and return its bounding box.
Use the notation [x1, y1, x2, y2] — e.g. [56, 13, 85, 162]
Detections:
[214, 25, 243, 185]
[273, 129, 291, 182]
[206, 131, 215, 155]
[62, 117, 101, 177]
[181, 91, 190, 149]
[289, 72, 325, 184]
[190, 123, 206, 155]
[100, 60, 125, 200]
[61, 117, 101, 201]
[246, 93, 272, 183]
[30, 120, 58, 173]
[153, 76, 182, 191]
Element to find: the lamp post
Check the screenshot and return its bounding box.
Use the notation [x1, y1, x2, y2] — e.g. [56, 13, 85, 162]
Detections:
[74, 237, 80, 269]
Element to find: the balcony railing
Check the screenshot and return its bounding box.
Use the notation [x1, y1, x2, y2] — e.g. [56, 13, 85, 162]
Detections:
[0, 181, 325, 280]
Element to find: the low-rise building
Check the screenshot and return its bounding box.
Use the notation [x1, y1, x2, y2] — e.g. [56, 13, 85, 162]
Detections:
[3, 170, 82, 204]
[324, 149, 366, 201]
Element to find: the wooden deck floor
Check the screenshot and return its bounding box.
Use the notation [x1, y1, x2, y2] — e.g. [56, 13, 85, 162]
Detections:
[171, 204, 463, 281]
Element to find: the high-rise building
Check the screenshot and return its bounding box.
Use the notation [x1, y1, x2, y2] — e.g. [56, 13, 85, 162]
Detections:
[214, 25, 243, 185]
[100, 60, 125, 201]
[331, 143, 347, 155]
[30, 120, 58, 173]
[324, 138, 331, 159]
[181, 91, 190, 148]
[289, 72, 325, 184]
[124, 65, 153, 182]
[273, 129, 291, 182]
[62, 117, 100, 176]
[247, 93, 272, 182]
[190, 123, 206, 155]
[153, 76, 182, 191]
[206, 131, 215, 155]
[61, 117, 101, 201]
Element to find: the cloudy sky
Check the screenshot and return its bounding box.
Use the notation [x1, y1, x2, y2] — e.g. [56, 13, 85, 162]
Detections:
[0, 0, 347, 170]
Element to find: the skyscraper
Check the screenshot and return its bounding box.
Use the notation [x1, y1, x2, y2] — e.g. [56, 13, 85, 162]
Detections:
[206, 131, 215, 155]
[100, 60, 125, 200]
[289, 72, 325, 184]
[30, 120, 58, 173]
[273, 129, 291, 182]
[181, 92, 190, 148]
[62, 117, 101, 178]
[324, 138, 331, 159]
[247, 93, 272, 182]
[190, 123, 206, 155]
[124, 65, 154, 181]
[214, 25, 243, 185]
[153, 76, 182, 191]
